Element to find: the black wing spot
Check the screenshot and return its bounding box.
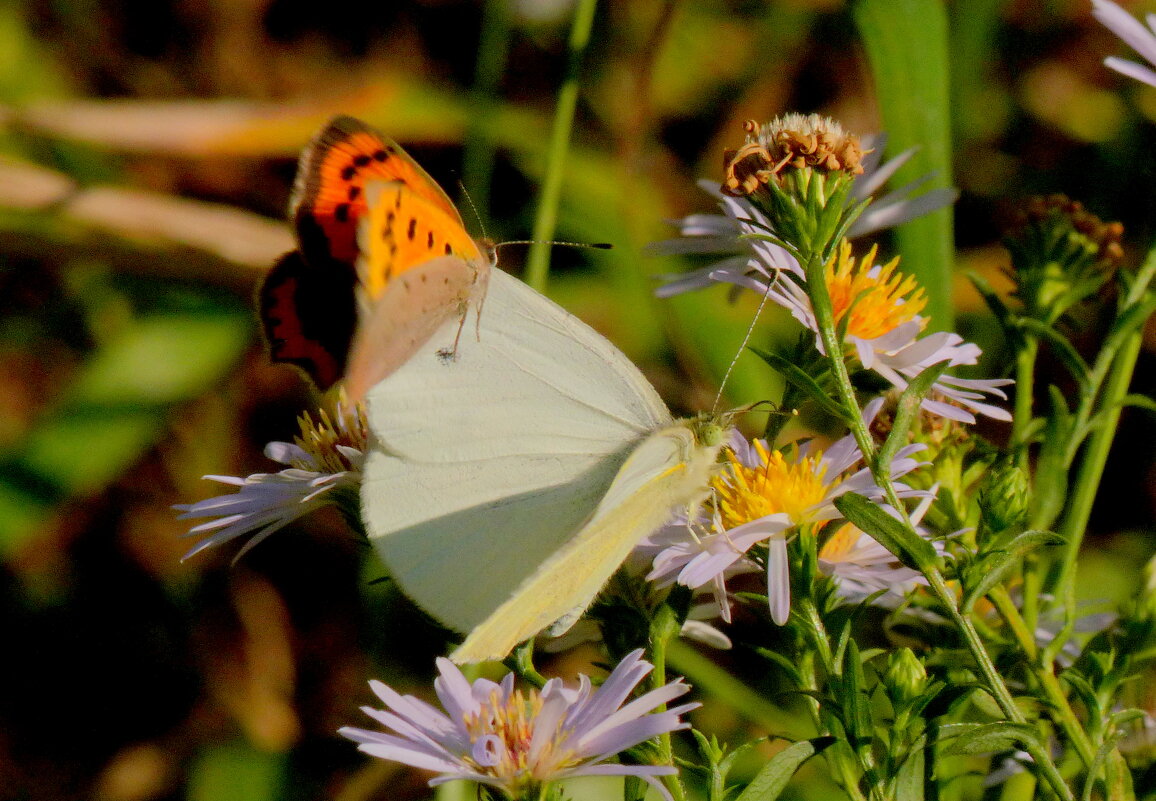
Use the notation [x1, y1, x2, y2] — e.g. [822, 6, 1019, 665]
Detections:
[443, 243, 452, 255]
[353, 154, 372, 168]
[373, 149, 389, 161]
[340, 165, 356, 181]
[427, 231, 434, 248]
[334, 203, 351, 223]
[348, 185, 361, 201]
[407, 218, 417, 241]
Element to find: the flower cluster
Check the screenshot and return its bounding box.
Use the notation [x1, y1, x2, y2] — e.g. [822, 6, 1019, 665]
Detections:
[339, 649, 697, 800]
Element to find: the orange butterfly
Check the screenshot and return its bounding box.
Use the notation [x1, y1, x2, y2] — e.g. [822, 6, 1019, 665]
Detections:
[260, 116, 493, 399]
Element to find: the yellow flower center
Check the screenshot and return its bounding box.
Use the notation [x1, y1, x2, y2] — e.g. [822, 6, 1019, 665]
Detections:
[292, 397, 367, 473]
[713, 440, 838, 529]
[818, 523, 861, 562]
[825, 241, 927, 340]
[462, 688, 578, 789]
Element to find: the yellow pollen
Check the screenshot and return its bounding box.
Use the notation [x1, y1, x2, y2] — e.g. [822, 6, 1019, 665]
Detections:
[291, 397, 367, 473]
[713, 440, 837, 529]
[461, 688, 579, 786]
[825, 241, 927, 340]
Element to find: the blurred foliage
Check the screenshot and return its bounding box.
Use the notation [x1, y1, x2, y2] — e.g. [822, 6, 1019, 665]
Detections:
[0, 0, 1154, 800]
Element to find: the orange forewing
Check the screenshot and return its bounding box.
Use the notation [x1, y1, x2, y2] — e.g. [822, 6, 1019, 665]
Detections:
[259, 115, 477, 391]
[291, 115, 462, 267]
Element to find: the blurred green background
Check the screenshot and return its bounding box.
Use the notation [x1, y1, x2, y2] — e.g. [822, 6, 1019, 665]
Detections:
[0, 0, 1154, 799]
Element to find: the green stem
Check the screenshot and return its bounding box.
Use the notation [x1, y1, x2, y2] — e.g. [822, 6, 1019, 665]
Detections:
[1050, 326, 1144, 603]
[1010, 339, 1039, 462]
[649, 608, 686, 801]
[796, 599, 875, 801]
[523, 0, 598, 292]
[989, 587, 1096, 769]
[800, 238, 1074, 800]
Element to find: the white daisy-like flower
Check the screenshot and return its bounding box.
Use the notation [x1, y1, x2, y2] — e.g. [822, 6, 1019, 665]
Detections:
[732, 239, 1012, 423]
[647, 404, 928, 625]
[818, 490, 942, 604]
[1093, 0, 1156, 88]
[174, 402, 367, 562]
[652, 135, 957, 299]
[339, 649, 698, 801]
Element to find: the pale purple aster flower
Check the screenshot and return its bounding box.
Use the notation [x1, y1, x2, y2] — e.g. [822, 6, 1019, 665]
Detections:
[174, 402, 366, 562]
[1093, 0, 1156, 88]
[730, 240, 1012, 423]
[651, 135, 958, 299]
[339, 649, 698, 801]
[646, 403, 929, 625]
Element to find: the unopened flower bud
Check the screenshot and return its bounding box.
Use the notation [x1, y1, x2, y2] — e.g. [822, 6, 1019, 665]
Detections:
[977, 462, 1029, 535]
[884, 647, 928, 707]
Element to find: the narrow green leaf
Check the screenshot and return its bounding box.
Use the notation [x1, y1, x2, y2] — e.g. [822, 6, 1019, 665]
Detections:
[878, 359, 949, 469]
[733, 739, 833, 801]
[1030, 386, 1071, 529]
[962, 530, 1065, 612]
[1016, 318, 1091, 389]
[1105, 747, 1137, 801]
[751, 347, 852, 423]
[834, 492, 939, 571]
[854, 0, 954, 328]
[967, 270, 1016, 337]
[941, 722, 1041, 756]
[1120, 393, 1156, 415]
[843, 638, 872, 744]
[894, 746, 926, 801]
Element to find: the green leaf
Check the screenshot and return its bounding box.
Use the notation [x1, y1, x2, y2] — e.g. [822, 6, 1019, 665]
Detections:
[834, 492, 939, 571]
[877, 359, 949, 469]
[754, 647, 805, 687]
[961, 531, 1064, 614]
[894, 746, 926, 801]
[751, 347, 851, 423]
[1120, 393, 1156, 415]
[967, 270, 1016, 337]
[733, 739, 833, 801]
[940, 722, 1041, 756]
[1016, 318, 1091, 389]
[1030, 386, 1072, 529]
[854, 0, 954, 329]
[842, 638, 872, 745]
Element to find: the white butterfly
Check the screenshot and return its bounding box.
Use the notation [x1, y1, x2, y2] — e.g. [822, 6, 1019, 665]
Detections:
[360, 268, 726, 663]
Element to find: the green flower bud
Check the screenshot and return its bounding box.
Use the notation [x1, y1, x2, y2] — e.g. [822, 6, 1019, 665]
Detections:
[977, 462, 1030, 535]
[884, 647, 928, 707]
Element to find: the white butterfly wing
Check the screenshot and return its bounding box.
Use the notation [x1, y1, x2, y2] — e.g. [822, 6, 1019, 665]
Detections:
[361, 268, 673, 639]
[452, 421, 723, 663]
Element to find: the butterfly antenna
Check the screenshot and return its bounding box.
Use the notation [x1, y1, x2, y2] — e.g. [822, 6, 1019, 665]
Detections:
[496, 240, 613, 251]
[712, 272, 779, 414]
[457, 182, 489, 241]
[456, 181, 612, 251]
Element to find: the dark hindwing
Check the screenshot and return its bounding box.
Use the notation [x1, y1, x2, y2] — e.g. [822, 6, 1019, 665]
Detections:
[258, 251, 357, 389]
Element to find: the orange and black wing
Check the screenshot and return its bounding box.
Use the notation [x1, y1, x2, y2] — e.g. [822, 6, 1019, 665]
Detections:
[290, 115, 463, 268]
[258, 251, 357, 390]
